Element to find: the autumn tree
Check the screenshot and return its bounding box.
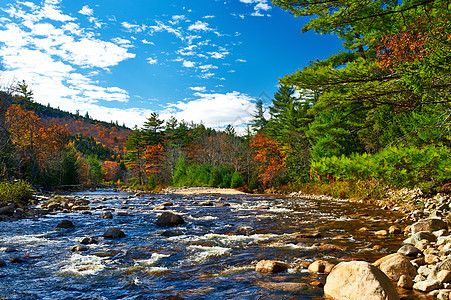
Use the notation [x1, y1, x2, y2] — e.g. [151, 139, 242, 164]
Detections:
[250, 133, 288, 188]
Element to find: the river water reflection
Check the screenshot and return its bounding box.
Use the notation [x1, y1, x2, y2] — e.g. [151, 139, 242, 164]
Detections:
[0, 189, 411, 299]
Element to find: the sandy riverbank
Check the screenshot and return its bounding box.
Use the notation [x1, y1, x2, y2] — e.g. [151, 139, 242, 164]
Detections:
[161, 186, 247, 195]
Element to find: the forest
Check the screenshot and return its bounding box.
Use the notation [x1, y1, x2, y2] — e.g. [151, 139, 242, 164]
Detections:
[0, 0, 450, 200]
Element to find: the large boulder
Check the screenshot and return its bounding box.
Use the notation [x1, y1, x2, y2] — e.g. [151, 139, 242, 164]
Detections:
[56, 220, 75, 229]
[397, 244, 421, 257]
[0, 205, 15, 216]
[103, 227, 125, 238]
[411, 218, 448, 235]
[412, 231, 437, 245]
[373, 253, 416, 282]
[155, 212, 185, 227]
[324, 261, 399, 300]
[255, 260, 289, 273]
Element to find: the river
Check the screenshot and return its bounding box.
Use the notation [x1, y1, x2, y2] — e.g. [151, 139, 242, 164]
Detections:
[0, 189, 414, 299]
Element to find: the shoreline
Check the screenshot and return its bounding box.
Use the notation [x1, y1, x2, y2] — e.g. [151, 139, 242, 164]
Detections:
[160, 186, 247, 195]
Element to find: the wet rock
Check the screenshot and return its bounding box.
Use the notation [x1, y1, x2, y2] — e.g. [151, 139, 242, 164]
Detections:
[10, 256, 26, 263]
[103, 227, 126, 238]
[255, 260, 289, 273]
[161, 230, 182, 237]
[411, 218, 448, 235]
[71, 244, 88, 252]
[375, 230, 388, 236]
[397, 245, 421, 257]
[79, 237, 97, 245]
[319, 243, 346, 251]
[154, 206, 167, 211]
[101, 212, 113, 219]
[373, 245, 384, 251]
[116, 212, 129, 216]
[56, 220, 75, 229]
[398, 275, 414, 289]
[294, 232, 322, 238]
[200, 201, 214, 207]
[413, 279, 442, 292]
[308, 260, 335, 274]
[310, 281, 324, 287]
[257, 282, 306, 291]
[0, 259, 6, 267]
[161, 202, 173, 207]
[71, 205, 90, 211]
[374, 253, 416, 282]
[0, 205, 15, 216]
[412, 231, 437, 244]
[324, 261, 399, 300]
[389, 226, 402, 235]
[156, 212, 185, 227]
[216, 203, 230, 207]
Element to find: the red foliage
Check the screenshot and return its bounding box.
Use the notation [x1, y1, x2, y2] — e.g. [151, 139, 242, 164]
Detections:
[250, 133, 287, 187]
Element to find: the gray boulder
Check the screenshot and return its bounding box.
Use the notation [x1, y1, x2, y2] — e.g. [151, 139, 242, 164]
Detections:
[411, 218, 448, 235]
[324, 261, 399, 300]
[155, 212, 185, 227]
[103, 227, 125, 238]
[56, 220, 75, 229]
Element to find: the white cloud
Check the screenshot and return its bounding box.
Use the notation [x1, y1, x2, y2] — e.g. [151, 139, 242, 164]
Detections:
[208, 51, 229, 59]
[189, 86, 206, 92]
[112, 37, 133, 48]
[182, 60, 195, 68]
[142, 39, 154, 45]
[236, 58, 247, 63]
[188, 20, 211, 32]
[78, 5, 93, 16]
[0, 0, 137, 126]
[239, 0, 272, 16]
[147, 57, 157, 64]
[161, 91, 256, 129]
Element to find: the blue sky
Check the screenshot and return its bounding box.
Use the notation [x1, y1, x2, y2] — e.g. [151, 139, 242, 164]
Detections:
[0, 0, 342, 131]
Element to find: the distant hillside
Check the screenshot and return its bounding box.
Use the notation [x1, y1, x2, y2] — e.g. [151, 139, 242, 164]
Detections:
[13, 98, 132, 158]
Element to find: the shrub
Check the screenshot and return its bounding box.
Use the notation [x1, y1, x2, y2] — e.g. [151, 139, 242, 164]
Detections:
[0, 180, 35, 205]
[310, 145, 451, 189]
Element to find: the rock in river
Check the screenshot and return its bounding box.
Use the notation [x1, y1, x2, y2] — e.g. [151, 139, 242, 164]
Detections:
[255, 260, 289, 273]
[155, 212, 185, 227]
[71, 244, 88, 252]
[101, 212, 113, 219]
[373, 253, 416, 282]
[103, 227, 126, 238]
[56, 220, 75, 229]
[411, 218, 448, 234]
[324, 261, 399, 300]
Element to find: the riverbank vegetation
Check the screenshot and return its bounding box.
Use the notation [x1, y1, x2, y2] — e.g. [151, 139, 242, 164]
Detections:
[0, 0, 449, 201]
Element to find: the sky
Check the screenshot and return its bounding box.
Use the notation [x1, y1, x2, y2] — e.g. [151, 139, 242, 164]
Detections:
[0, 0, 343, 132]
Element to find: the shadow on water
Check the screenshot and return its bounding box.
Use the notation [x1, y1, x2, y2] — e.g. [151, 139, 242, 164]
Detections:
[0, 189, 424, 299]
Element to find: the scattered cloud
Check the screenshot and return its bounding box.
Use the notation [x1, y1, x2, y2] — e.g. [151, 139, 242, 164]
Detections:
[188, 20, 211, 32]
[161, 91, 256, 130]
[147, 57, 157, 64]
[189, 86, 206, 92]
[239, 0, 272, 17]
[182, 60, 195, 68]
[78, 5, 93, 16]
[236, 58, 247, 63]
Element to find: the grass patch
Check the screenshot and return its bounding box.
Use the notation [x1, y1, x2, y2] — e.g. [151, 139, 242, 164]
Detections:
[294, 180, 387, 201]
[0, 180, 35, 205]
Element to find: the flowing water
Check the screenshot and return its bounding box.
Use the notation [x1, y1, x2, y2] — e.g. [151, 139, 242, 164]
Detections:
[0, 189, 413, 299]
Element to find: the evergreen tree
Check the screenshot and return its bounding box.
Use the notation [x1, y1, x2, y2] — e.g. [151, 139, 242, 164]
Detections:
[250, 99, 267, 133]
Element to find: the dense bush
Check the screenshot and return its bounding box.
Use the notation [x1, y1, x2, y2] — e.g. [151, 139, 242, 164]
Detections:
[172, 157, 244, 188]
[310, 145, 451, 189]
[0, 180, 35, 204]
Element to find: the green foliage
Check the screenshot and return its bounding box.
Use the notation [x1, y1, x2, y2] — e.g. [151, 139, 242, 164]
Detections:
[311, 145, 451, 188]
[230, 171, 244, 188]
[172, 157, 244, 189]
[0, 180, 34, 204]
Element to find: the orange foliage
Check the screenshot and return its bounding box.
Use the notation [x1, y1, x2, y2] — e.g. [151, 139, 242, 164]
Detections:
[144, 143, 164, 176]
[103, 160, 120, 182]
[250, 133, 287, 187]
